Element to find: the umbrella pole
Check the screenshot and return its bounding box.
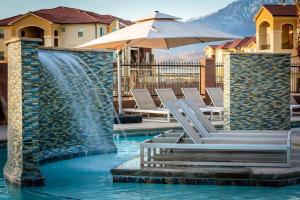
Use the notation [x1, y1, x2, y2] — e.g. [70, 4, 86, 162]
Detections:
[117, 50, 123, 114]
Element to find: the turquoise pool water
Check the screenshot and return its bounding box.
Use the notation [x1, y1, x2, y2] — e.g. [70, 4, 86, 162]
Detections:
[1, 136, 300, 200]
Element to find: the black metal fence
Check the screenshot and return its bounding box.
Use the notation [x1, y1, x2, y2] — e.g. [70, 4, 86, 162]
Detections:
[113, 61, 202, 97]
[214, 63, 300, 93]
[215, 63, 224, 89]
[291, 63, 300, 93]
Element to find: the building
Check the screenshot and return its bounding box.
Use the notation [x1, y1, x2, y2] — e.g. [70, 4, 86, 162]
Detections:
[254, 4, 297, 61]
[0, 6, 133, 64]
[203, 45, 218, 59]
[205, 37, 256, 64]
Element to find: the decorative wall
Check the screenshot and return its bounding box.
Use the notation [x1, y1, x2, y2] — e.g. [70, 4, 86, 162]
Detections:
[4, 38, 115, 186]
[224, 53, 290, 130]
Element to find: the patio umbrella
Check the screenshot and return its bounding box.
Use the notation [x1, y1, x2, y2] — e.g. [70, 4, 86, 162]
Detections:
[78, 11, 240, 114]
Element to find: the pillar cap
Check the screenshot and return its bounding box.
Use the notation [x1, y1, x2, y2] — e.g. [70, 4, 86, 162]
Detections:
[5, 37, 42, 46]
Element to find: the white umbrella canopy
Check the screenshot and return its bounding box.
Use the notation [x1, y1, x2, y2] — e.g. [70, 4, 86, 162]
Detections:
[78, 11, 240, 50]
[78, 11, 240, 114]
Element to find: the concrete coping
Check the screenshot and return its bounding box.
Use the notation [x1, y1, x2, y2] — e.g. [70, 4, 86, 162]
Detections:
[5, 37, 42, 45]
[39, 46, 114, 53]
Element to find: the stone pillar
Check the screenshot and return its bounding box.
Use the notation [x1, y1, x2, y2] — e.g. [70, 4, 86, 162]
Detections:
[224, 53, 290, 130]
[200, 58, 216, 103]
[4, 38, 44, 186]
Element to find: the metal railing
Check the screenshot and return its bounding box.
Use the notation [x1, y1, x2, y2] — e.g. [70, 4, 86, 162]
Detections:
[214, 63, 300, 93]
[291, 64, 300, 93]
[113, 61, 202, 97]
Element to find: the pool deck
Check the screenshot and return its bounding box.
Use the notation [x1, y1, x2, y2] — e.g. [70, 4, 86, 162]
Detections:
[111, 135, 300, 187]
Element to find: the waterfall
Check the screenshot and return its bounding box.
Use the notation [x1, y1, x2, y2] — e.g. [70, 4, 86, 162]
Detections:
[38, 50, 113, 149]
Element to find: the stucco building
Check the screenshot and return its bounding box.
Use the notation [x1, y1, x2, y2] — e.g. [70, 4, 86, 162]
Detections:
[254, 5, 298, 61]
[205, 37, 256, 64]
[0, 6, 133, 64]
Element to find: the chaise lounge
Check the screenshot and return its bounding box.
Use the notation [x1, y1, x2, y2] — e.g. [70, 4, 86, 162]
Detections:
[123, 89, 171, 122]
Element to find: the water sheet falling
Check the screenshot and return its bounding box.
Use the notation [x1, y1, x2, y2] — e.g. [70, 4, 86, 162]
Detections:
[38, 50, 115, 153]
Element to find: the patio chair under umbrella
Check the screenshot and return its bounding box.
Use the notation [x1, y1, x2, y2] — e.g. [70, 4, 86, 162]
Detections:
[78, 11, 240, 114]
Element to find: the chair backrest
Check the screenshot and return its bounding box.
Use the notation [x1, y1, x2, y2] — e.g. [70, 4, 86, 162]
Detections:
[181, 88, 206, 108]
[156, 88, 177, 108]
[177, 99, 211, 138]
[291, 95, 298, 105]
[206, 87, 224, 107]
[165, 100, 203, 144]
[131, 89, 157, 110]
[184, 98, 217, 133]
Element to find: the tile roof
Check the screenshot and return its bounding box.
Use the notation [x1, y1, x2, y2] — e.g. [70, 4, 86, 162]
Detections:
[263, 5, 297, 17]
[0, 6, 132, 26]
[217, 41, 233, 49]
[237, 37, 256, 48]
[216, 36, 256, 49]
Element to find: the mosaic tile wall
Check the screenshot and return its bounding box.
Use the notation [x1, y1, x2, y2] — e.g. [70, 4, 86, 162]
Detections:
[38, 49, 116, 163]
[4, 38, 115, 186]
[224, 53, 290, 130]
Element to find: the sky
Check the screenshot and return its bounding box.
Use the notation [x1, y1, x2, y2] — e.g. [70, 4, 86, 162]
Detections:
[0, 0, 236, 21]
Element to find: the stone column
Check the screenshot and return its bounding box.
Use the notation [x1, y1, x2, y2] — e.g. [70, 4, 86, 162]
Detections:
[4, 38, 44, 186]
[224, 53, 290, 130]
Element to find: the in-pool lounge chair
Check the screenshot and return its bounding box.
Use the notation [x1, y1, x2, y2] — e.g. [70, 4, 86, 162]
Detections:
[206, 87, 224, 108]
[290, 95, 300, 116]
[181, 88, 223, 119]
[142, 100, 291, 167]
[180, 98, 289, 139]
[123, 89, 171, 122]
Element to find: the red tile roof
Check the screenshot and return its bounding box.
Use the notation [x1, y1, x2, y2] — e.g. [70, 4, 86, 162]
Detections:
[237, 37, 256, 48]
[217, 41, 233, 49]
[263, 5, 297, 17]
[0, 6, 132, 26]
[216, 36, 256, 49]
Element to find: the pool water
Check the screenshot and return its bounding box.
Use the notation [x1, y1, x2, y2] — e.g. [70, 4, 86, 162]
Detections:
[1, 136, 300, 200]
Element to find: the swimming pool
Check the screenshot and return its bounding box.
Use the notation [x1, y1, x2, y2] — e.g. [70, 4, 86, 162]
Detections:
[1, 136, 300, 200]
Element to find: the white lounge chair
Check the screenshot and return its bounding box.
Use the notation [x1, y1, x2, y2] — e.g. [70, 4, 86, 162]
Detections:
[155, 88, 177, 109]
[290, 94, 300, 116]
[123, 89, 171, 122]
[141, 100, 291, 167]
[146, 100, 291, 167]
[206, 87, 224, 108]
[180, 99, 289, 139]
[181, 88, 223, 119]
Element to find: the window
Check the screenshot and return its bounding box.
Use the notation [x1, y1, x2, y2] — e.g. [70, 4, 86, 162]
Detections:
[99, 27, 106, 37]
[61, 27, 66, 32]
[0, 29, 4, 39]
[78, 28, 84, 37]
[21, 31, 25, 37]
[0, 52, 4, 60]
[282, 24, 293, 49]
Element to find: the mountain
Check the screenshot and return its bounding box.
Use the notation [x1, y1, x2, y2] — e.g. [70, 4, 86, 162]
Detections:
[188, 0, 293, 36]
[155, 0, 294, 60]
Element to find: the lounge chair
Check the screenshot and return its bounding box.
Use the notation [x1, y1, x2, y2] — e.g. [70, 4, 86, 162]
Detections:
[141, 100, 291, 167]
[206, 87, 224, 108]
[181, 88, 223, 119]
[123, 89, 171, 122]
[180, 98, 289, 139]
[155, 88, 177, 109]
[290, 94, 300, 116]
